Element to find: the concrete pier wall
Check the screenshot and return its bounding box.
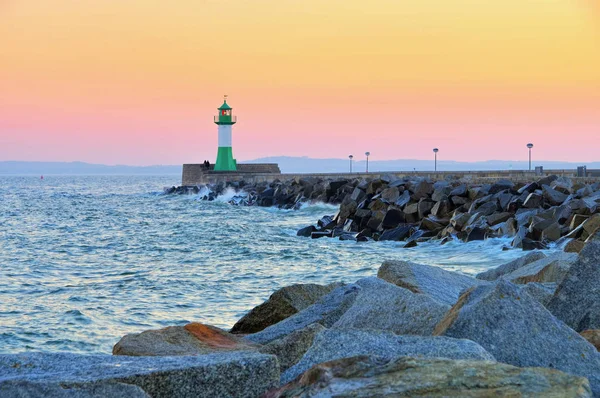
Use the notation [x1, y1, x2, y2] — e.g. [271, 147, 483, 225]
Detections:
[182, 165, 600, 186]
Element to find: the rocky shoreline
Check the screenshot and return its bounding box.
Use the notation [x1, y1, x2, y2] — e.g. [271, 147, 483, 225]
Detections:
[3, 238, 600, 396]
[167, 174, 600, 251]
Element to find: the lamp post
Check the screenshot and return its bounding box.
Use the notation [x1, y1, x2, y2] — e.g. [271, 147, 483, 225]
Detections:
[527, 143, 534, 171]
[365, 152, 370, 173]
[433, 148, 439, 171]
[349, 155, 353, 173]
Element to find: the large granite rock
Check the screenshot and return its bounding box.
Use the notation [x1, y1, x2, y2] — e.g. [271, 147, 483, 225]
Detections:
[434, 280, 600, 395]
[245, 284, 360, 345]
[231, 283, 342, 334]
[269, 356, 592, 398]
[547, 241, 600, 332]
[476, 251, 547, 280]
[113, 323, 258, 356]
[259, 323, 326, 372]
[281, 329, 494, 384]
[500, 252, 577, 284]
[377, 260, 486, 306]
[0, 380, 149, 398]
[331, 277, 450, 335]
[0, 352, 279, 398]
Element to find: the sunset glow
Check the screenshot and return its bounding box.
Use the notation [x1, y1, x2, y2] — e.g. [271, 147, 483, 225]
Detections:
[1, 0, 598, 165]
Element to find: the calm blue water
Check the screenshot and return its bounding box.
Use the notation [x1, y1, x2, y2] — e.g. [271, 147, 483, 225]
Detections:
[0, 176, 541, 354]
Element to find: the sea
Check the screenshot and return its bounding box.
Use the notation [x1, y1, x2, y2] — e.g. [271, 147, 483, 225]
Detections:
[0, 175, 552, 354]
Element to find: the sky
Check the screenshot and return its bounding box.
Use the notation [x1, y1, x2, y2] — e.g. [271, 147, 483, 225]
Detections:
[1, 0, 598, 166]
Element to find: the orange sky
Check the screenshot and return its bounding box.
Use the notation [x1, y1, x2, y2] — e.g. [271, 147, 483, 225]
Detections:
[1, 0, 598, 165]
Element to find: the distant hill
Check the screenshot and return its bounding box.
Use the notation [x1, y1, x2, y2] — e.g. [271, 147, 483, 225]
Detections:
[0, 161, 182, 175]
[1, 158, 597, 175]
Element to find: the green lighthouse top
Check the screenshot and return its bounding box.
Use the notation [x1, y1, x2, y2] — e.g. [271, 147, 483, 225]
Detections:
[214, 95, 236, 125]
[218, 99, 232, 111]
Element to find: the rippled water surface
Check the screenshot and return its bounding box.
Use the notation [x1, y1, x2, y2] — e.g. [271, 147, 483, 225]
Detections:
[0, 176, 549, 354]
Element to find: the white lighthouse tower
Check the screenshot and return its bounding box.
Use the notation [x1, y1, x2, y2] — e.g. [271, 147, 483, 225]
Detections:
[213, 95, 237, 171]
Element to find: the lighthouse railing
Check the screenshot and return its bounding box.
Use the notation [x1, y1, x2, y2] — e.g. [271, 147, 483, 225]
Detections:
[214, 115, 237, 123]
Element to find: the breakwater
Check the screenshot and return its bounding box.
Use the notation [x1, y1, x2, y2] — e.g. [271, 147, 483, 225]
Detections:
[168, 173, 600, 252]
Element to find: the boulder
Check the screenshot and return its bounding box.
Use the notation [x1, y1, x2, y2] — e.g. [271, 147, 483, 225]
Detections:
[449, 184, 467, 197]
[486, 212, 512, 226]
[270, 356, 591, 398]
[380, 187, 400, 202]
[113, 323, 258, 356]
[500, 252, 577, 284]
[295, 225, 316, 237]
[417, 199, 435, 219]
[547, 241, 600, 332]
[331, 277, 450, 335]
[523, 192, 543, 208]
[231, 283, 342, 334]
[380, 208, 405, 229]
[395, 190, 411, 207]
[581, 330, 600, 351]
[378, 260, 486, 306]
[565, 239, 586, 253]
[582, 214, 600, 240]
[543, 185, 569, 206]
[489, 180, 515, 194]
[378, 225, 412, 241]
[259, 323, 326, 372]
[0, 381, 149, 398]
[410, 180, 433, 200]
[520, 282, 557, 307]
[0, 352, 279, 398]
[434, 280, 600, 395]
[281, 329, 494, 384]
[245, 284, 360, 345]
[466, 226, 487, 242]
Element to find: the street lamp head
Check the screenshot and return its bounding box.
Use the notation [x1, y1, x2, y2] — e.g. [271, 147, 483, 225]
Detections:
[365, 152, 370, 157]
[433, 148, 439, 153]
[349, 155, 353, 159]
[527, 143, 534, 149]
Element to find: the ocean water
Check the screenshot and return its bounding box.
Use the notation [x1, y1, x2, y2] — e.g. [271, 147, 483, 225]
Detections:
[0, 175, 547, 354]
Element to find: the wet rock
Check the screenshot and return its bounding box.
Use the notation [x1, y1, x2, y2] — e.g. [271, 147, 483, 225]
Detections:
[380, 208, 405, 229]
[281, 329, 494, 384]
[547, 241, 600, 332]
[486, 212, 512, 226]
[378, 260, 486, 306]
[379, 225, 412, 241]
[269, 356, 591, 398]
[582, 214, 600, 240]
[310, 231, 332, 239]
[259, 323, 326, 372]
[332, 277, 450, 335]
[0, 352, 279, 398]
[466, 226, 487, 242]
[581, 330, 600, 351]
[450, 212, 471, 231]
[522, 238, 548, 251]
[296, 225, 316, 237]
[113, 323, 258, 356]
[434, 280, 600, 395]
[417, 199, 435, 219]
[476, 251, 547, 281]
[245, 284, 360, 345]
[421, 217, 443, 231]
[231, 283, 343, 334]
[403, 240, 418, 248]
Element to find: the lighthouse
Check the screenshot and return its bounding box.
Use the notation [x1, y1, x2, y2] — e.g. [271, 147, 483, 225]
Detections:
[213, 95, 237, 171]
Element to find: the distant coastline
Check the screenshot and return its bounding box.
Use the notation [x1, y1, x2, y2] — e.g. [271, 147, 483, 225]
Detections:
[1, 157, 599, 175]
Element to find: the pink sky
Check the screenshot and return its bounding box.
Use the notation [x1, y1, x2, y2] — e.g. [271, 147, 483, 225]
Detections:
[1, 1, 598, 165]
